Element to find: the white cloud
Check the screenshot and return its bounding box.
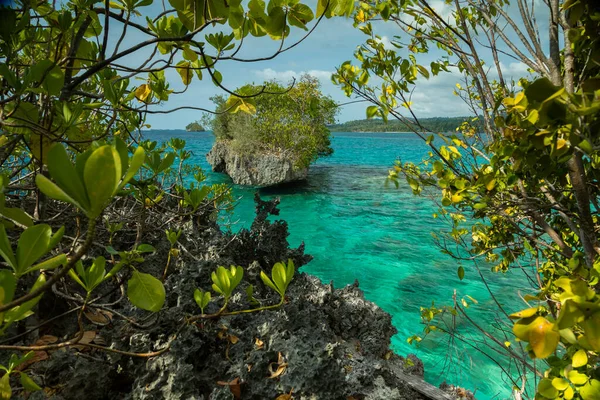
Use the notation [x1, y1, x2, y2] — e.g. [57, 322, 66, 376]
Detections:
[253, 68, 334, 83]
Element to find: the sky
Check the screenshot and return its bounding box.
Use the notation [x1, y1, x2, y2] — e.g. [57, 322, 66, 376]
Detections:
[109, 0, 549, 130]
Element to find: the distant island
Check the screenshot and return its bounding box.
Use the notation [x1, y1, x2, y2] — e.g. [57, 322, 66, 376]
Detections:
[185, 120, 205, 132]
[328, 116, 483, 133]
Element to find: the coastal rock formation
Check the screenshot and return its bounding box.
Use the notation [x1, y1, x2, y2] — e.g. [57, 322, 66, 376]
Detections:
[25, 196, 455, 400]
[206, 141, 308, 186]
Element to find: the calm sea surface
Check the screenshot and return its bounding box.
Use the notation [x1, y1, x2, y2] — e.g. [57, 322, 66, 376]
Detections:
[145, 130, 529, 399]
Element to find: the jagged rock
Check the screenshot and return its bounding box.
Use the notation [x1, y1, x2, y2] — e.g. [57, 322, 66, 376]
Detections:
[21, 196, 452, 400]
[206, 141, 308, 186]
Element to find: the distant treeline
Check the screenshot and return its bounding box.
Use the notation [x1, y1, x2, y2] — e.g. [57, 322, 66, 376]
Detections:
[328, 117, 483, 133]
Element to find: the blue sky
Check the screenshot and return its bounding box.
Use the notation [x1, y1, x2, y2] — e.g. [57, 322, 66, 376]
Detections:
[112, 1, 544, 129]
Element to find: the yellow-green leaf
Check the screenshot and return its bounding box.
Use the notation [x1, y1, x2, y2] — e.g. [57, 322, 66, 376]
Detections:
[176, 61, 193, 85]
[552, 377, 570, 391]
[528, 317, 559, 358]
[509, 307, 538, 320]
[573, 349, 588, 368]
[135, 84, 152, 102]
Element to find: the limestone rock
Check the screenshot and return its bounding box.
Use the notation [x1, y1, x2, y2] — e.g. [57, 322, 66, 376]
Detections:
[206, 141, 308, 186]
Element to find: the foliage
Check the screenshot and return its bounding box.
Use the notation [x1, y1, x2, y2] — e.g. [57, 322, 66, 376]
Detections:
[207, 75, 339, 168]
[185, 121, 205, 132]
[328, 117, 484, 133]
[334, 0, 600, 397]
[0, 352, 41, 398]
[0, 0, 352, 395]
[191, 259, 296, 318]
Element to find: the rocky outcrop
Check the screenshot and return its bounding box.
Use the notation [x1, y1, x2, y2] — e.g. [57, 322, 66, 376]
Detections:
[206, 141, 308, 186]
[23, 196, 458, 400]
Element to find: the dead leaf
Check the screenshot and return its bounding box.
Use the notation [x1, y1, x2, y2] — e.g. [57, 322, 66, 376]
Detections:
[275, 388, 294, 400]
[228, 335, 239, 344]
[255, 338, 264, 350]
[72, 331, 97, 350]
[217, 377, 241, 399]
[247, 364, 253, 372]
[268, 352, 288, 379]
[84, 309, 113, 325]
[34, 335, 58, 346]
[15, 351, 48, 371]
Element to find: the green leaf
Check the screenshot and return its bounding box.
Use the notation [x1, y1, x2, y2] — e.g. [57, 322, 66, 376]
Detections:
[83, 145, 121, 217]
[44, 65, 65, 96]
[266, 6, 286, 38]
[16, 224, 58, 276]
[136, 244, 156, 253]
[119, 145, 145, 190]
[228, 265, 243, 291]
[19, 373, 41, 392]
[127, 271, 165, 312]
[581, 312, 600, 351]
[105, 261, 125, 280]
[581, 379, 600, 400]
[0, 373, 10, 400]
[579, 140, 593, 154]
[538, 379, 558, 399]
[525, 77, 561, 103]
[457, 266, 464, 281]
[35, 175, 80, 210]
[0, 270, 17, 324]
[45, 144, 88, 211]
[4, 274, 46, 325]
[366, 105, 378, 119]
[193, 288, 211, 313]
[288, 3, 313, 29]
[86, 256, 107, 291]
[0, 208, 33, 228]
[0, 226, 16, 269]
[176, 61, 193, 86]
[260, 270, 279, 294]
[25, 254, 67, 275]
[68, 268, 87, 291]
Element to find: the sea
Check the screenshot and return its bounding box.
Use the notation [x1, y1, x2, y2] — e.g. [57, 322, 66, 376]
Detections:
[145, 130, 532, 400]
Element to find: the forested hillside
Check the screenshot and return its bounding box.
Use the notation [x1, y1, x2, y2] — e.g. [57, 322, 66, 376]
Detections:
[329, 117, 483, 133]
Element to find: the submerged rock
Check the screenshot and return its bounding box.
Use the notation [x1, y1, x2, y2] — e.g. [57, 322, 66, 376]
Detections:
[206, 141, 308, 186]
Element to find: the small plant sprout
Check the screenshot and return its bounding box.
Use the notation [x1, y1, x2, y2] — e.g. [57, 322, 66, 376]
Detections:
[68, 256, 123, 298]
[0, 352, 41, 399]
[163, 229, 182, 280]
[104, 217, 124, 246]
[261, 259, 295, 304]
[182, 187, 210, 212]
[193, 288, 211, 314]
[189, 261, 296, 323]
[211, 265, 244, 306]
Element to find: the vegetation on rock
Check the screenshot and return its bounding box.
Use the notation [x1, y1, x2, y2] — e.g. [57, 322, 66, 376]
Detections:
[334, 0, 600, 398]
[206, 75, 339, 169]
[185, 121, 205, 132]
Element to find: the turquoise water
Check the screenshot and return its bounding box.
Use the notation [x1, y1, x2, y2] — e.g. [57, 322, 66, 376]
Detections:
[146, 130, 529, 399]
